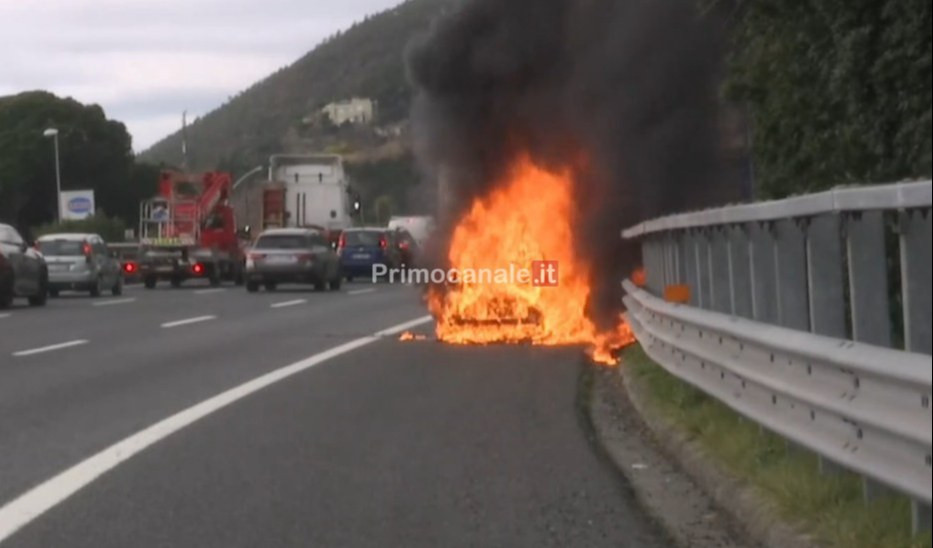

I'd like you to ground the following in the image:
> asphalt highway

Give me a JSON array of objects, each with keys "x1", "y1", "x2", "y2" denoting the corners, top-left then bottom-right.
[{"x1": 0, "y1": 281, "x2": 669, "y2": 547}]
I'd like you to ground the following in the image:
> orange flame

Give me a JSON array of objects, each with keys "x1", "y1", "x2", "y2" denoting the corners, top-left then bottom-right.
[{"x1": 428, "y1": 154, "x2": 634, "y2": 365}]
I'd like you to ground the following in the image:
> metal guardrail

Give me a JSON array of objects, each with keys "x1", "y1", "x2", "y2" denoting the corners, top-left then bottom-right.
[{"x1": 621, "y1": 180, "x2": 932, "y2": 535}]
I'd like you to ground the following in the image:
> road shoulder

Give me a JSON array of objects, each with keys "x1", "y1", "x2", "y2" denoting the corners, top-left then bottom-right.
[{"x1": 585, "y1": 360, "x2": 815, "y2": 548}]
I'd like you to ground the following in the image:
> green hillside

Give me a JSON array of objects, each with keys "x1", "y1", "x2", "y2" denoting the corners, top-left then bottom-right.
[{"x1": 140, "y1": 0, "x2": 451, "y2": 175}]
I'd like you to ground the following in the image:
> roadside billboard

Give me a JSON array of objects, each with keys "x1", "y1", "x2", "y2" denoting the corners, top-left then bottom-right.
[{"x1": 60, "y1": 190, "x2": 95, "y2": 220}]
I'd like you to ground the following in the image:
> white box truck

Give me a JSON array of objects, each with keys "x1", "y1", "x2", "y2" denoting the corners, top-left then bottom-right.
[{"x1": 266, "y1": 154, "x2": 352, "y2": 232}]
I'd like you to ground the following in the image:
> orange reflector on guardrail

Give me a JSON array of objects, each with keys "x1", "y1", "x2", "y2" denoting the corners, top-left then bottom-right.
[
  {"x1": 664, "y1": 284, "x2": 690, "y2": 304},
  {"x1": 631, "y1": 268, "x2": 647, "y2": 287}
]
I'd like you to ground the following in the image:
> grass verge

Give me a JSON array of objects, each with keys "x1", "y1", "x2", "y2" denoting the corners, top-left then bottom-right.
[{"x1": 623, "y1": 344, "x2": 931, "y2": 548}]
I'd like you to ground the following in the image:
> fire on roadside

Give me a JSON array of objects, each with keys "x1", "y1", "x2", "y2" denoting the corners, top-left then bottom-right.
[{"x1": 426, "y1": 154, "x2": 634, "y2": 365}]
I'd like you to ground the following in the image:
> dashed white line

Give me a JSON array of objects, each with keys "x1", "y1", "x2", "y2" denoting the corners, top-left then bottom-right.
[
  {"x1": 193, "y1": 288, "x2": 226, "y2": 295},
  {"x1": 92, "y1": 298, "x2": 137, "y2": 307},
  {"x1": 0, "y1": 314, "x2": 433, "y2": 542},
  {"x1": 161, "y1": 315, "x2": 217, "y2": 329},
  {"x1": 0, "y1": 313, "x2": 10, "y2": 320},
  {"x1": 270, "y1": 299, "x2": 307, "y2": 309},
  {"x1": 347, "y1": 288, "x2": 376, "y2": 296},
  {"x1": 13, "y1": 339, "x2": 89, "y2": 357}
]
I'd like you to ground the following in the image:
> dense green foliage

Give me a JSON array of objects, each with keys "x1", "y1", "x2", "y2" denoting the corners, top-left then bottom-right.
[
  {"x1": 0, "y1": 91, "x2": 159, "y2": 234},
  {"x1": 33, "y1": 212, "x2": 129, "y2": 243},
  {"x1": 725, "y1": 0, "x2": 932, "y2": 197},
  {"x1": 141, "y1": 0, "x2": 450, "y2": 173}
]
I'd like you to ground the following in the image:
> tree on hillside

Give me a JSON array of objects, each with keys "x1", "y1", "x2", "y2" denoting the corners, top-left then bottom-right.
[
  {"x1": 725, "y1": 0, "x2": 932, "y2": 197},
  {"x1": 0, "y1": 91, "x2": 157, "y2": 232}
]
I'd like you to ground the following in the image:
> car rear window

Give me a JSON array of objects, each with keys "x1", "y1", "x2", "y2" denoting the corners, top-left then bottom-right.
[
  {"x1": 38, "y1": 240, "x2": 85, "y2": 256},
  {"x1": 254, "y1": 234, "x2": 313, "y2": 249},
  {"x1": 343, "y1": 231, "x2": 382, "y2": 247}
]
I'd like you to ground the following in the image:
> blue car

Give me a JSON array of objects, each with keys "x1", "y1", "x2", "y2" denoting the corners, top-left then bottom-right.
[{"x1": 338, "y1": 228, "x2": 402, "y2": 281}]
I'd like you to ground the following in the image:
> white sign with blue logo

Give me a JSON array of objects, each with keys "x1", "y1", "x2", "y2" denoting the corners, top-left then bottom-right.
[{"x1": 60, "y1": 190, "x2": 96, "y2": 220}]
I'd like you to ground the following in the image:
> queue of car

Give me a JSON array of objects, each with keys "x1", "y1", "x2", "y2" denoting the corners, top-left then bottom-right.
[{"x1": 1, "y1": 221, "x2": 424, "y2": 308}]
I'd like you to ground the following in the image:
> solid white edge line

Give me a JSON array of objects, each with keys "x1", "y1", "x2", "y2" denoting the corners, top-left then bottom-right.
[
  {"x1": 270, "y1": 299, "x2": 307, "y2": 309},
  {"x1": 347, "y1": 288, "x2": 376, "y2": 296},
  {"x1": 0, "y1": 313, "x2": 10, "y2": 319},
  {"x1": 92, "y1": 298, "x2": 137, "y2": 307},
  {"x1": 160, "y1": 315, "x2": 217, "y2": 329},
  {"x1": 0, "y1": 314, "x2": 432, "y2": 542},
  {"x1": 12, "y1": 340, "x2": 89, "y2": 357}
]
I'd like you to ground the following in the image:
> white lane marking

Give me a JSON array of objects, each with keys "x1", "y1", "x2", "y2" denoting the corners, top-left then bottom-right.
[
  {"x1": 0, "y1": 314, "x2": 432, "y2": 542},
  {"x1": 347, "y1": 288, "x2": 376, "y2": 296},
  {"x1": 193, "y1": 288, "x2": 226, "y2": 295},
  {"x1": 0, "y1": 313, "x2": 10, "y2": 320},
  {"x1": 13, "y1": 339, "x2": 89, "y2": 357},
  {"x1": 92, "y1": 298, "x2": 136, "y2": 307},
  {"x1": 160, "y1": 315, "x2": 217, "y2": 329},
  {"x1": 270, "y1": 299, "x2": 306, "y2": 309}
]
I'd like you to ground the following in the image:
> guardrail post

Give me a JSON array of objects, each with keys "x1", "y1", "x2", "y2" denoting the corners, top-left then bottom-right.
[
  {"x1": 676, "y1": 232, "x2": 688, "y2": 286},
  {"x1": 774, "y1": 219, "x2": 810, "y2": 331},
  {"x1": 709, "y1": 227, "x2": 731, "y2": 313},
  {"x1": 914, "y1": 501, "x2": 932, "y2": 536},
  {"x1": 684, "y1": 231, "x2": 700, "y2": 306},
  {"x1": 749, "y1": 222, "x2": 778, "y2": 323},
  {"x1": 900, "y1": 210, "x2": 932, "y2": 355},
  {"x1": 807, "y1": 214, "x2": 846, "y2": 338},
  {"x1": 645, "y1": 237, "x2": 662, "y2": 295},
  {"x1": 806, "y1": 213, "x2": 848, "y2": 475},
  {"x1": 728, "y1": 225, "x2": 753, "y2": 318},
  {"x1": 847, "y1": 211, "x2": 892, "y2": 348},
  {"x1": 695, "y1": 230, "x2": 711, "y2": 309}
]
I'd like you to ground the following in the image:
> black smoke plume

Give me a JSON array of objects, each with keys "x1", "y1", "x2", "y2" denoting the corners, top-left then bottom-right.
[{"x1": 407, "y1": 0, "x2": 737, "y2": 327}]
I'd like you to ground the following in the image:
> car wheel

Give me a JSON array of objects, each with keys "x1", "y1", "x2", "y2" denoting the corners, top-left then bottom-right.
[
  {"x1": 144, "y1": 276, "x2": 157, "y2": 289},
  {"x1": 246, "y1": 281, "x2": 260, "y2": 293},
  {"x1": 112, "y1": 276, "x2": 123, "y2": 296},
  {"x1": 329, "y1": 277, "x2": 342, "y2": 291},
  {"x1": 209, "y1": 273, "x2": 221, "y2": 287},
  {"x1": 0, "y1": 271, "x2": 14, "y2": 309},
  {"x1": 170, "y1": 277, "x2": 183, "y2": 288},
  {"x1": 313, "y1": 279, "x2": 326, "y2": 292},
  {"x1": 49, "y1": 288, "x2": 60, "y2": 298},
  {"x1": 28, "y1": 270, "x2": 48, "y2": 307},
  {"x1": 234, "y1": 264, "x2": 245, "y2": 286},
  {"x1": 264, "y1": 282, "x2": 278, "y2": 292},
  {"x1": 89, "y1": 276, "x2": 102, "y2": 297},
  {"x1": 345, "y1": 275, "x2": 354, "y2": 282}
]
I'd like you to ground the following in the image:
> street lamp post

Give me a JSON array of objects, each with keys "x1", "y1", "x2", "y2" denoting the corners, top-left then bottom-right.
[
  {"x1": 232, "y1": 165, "x2": 265, "y2": 233},
  {"x1": 42, "y1": 128, "x2": 62, "y2": 222}
]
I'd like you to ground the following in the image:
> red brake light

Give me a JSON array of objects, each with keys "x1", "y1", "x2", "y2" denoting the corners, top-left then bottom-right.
[
  {"x1": 82, "y1": 243, "x2": 92, "y2": 255},
  {"x1": 379, "y1": 236, "x2": 387, "y2": 249},
  {"x1": 192, "y1": 263, "x2": 204, "y2": 275},
  {"x1": 338, "y1": 234, "x2": 346, "y2": 249},
  {"x1": 124, "y1": 262, "x2": 137, "y2": 273}
]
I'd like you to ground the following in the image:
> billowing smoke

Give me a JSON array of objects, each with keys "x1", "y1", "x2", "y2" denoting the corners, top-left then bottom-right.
[{"x1": 407, "y1": 0, "x2": 734, "y2": 327}]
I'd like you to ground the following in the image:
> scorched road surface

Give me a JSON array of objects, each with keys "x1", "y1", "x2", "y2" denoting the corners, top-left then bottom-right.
[{"x1": 1, "y1": 283, "x2": 668, "y2": 547}]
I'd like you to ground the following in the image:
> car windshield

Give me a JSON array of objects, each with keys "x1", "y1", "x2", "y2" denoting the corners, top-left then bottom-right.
[
  {"x1": 38, "y1": 240, "x2": 85, "y2": 256},
  {"x1": 253, "y1": 234, "x2": 313, "y2": 249},
  {"x1": 343, "y1": 231, "x2": 382, "y2": 247}
]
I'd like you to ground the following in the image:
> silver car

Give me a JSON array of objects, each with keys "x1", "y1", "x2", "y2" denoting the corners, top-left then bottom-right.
[
  {"x1": 38, "y1": 233, "x2": 123, "y2": 297},
  {"x1": 245, "y1": 228, "x2": 341, "y2": 292}
]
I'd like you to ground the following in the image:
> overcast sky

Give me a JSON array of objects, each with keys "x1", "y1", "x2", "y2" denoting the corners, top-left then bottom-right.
[{"x1": 0, "y1": 0, "x2": 402, "y2": 152}]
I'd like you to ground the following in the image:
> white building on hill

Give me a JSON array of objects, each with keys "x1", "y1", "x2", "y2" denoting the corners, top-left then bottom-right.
[{"x1": 321, "y1": 98, "x2": 375, "y2": 126}]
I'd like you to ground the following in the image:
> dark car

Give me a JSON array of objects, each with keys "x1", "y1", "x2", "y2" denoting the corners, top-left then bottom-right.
[
  {"x1": 244, "y1": 228, "x2": 341, "y2": 292},
  {"x1": 337, "y1": 228, "x2": 403, "y2": 281},
  {"x1": 392, "y1": 228, "x2": 420, "y2": 268},
  {"x1": 0, "y1": 223, "x2": 48, "y2": 308}
]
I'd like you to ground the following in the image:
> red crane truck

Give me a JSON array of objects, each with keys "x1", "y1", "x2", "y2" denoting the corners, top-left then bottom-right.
[{"x1": 137, "y1": 170, "x2": 245, "y2": 288}]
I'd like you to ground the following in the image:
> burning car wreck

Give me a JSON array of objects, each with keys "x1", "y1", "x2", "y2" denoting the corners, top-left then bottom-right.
[{"x1": 405, "y1": 0, "x2": 738, "y2": 364}]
